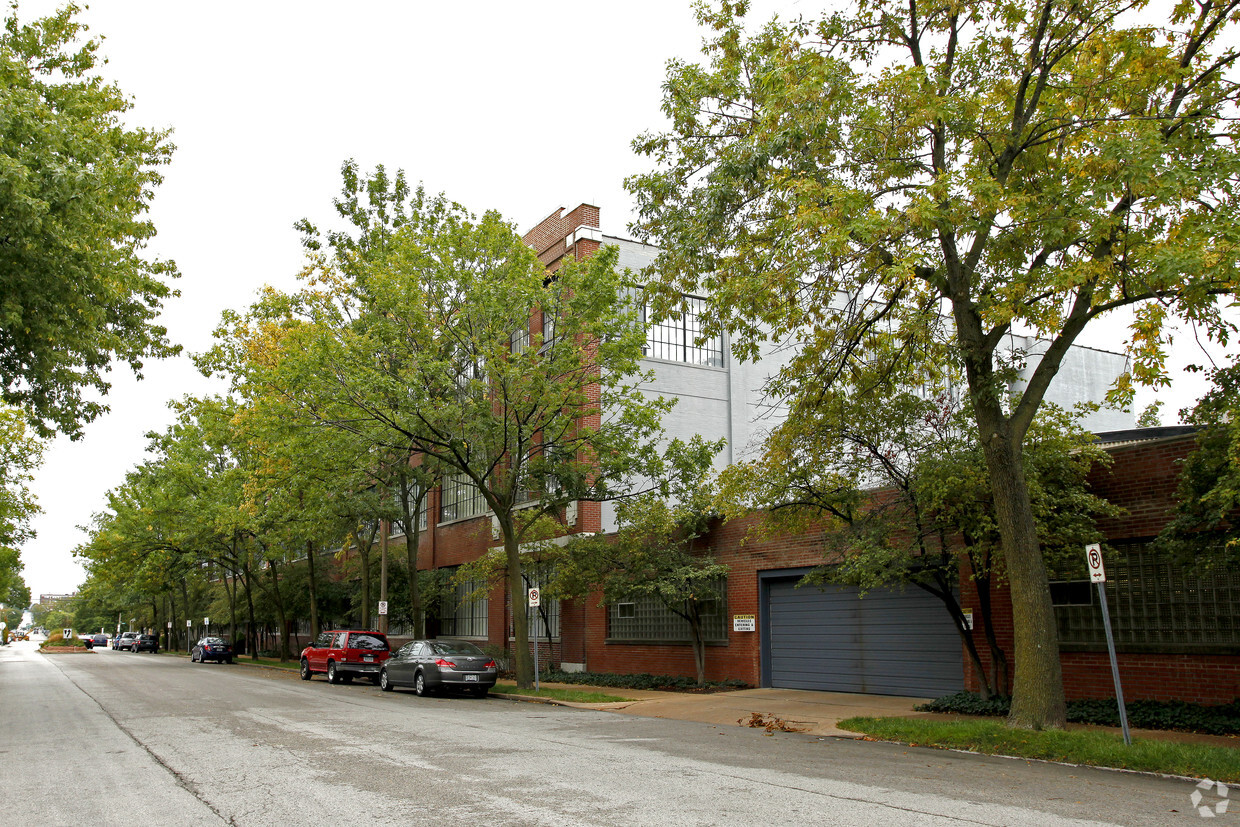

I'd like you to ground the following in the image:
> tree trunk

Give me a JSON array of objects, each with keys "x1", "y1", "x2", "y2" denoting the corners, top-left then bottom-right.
[
  {"x1": 266, "y1": 558, "x2": 291, "y2": 661},
  {"x1": 356, "y1": 529, "x2": 372, "y2": 630},
  {"x1": 306, "y1": 540, "x2": 320, "y2": 638},
  {"x1": 973, "y1": 565, "x2": 1010, "y2": 697},
  {"x1": 686, "y1": 605, "x2": 706, "y2": 687},
  {"x1": 505, "y1": 527, "x2": 532, "y2": 688},
  {"x1": 979, "y1": 426, "x2": 1066, "y2": 729},
  {"x1": 241, "y1": 558, "x2": 258, "y2": 661}
]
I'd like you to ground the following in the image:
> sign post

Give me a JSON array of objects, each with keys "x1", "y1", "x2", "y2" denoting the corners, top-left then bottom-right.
[
  {"x1": 1087, "y1": 543, "x2": 1131, "y2": 745},
  {"x1": 528, "y1": 587, "x2": 541, "y2": 691}
]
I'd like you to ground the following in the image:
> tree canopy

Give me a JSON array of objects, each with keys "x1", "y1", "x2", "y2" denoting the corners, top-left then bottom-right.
[
  {"x1": 629, "y1": 0, "x2": 1240, "y2": 728},
  {"x1": 210, "y1": 175, "x2": 671, "y2": 686},
  {"x1": 1, "y1": 4, "x2": 179, "y2": 437}
]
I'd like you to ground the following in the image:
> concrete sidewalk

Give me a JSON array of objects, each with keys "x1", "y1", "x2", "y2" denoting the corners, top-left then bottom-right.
[
  {"x1": 494, "y1": 683, "x2": 1240, "y2": 748},
  {"x1": 492, "y1": 683, "x2": 936, "y2": 737}
]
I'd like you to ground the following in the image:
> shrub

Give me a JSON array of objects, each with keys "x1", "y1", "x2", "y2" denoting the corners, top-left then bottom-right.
[{"x1": 916, "y1": 692, "x2": 1240, "y2": 735}]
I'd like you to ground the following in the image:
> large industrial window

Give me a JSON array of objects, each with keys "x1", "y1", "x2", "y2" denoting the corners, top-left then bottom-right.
[
  {"x1": 439, "y1": 473, "x2": 487, "y2": 523},
  {"x1": 388, "y1": 485, "x2": 429, "y2": 537},
  {"x1": 1055, "y1": 541, "x2": 1240, "y2": 651},
  {"x1": 518, "y1": 571, "x2": 559, "y2": 639},
  {"x1": 440, "y1": 569, "x2": 488, "y2": 638},
  {"x1": 643, "y1": 295, "x2": 724, "y2": 367},
  {"x1": 606, "y1": 581, "x2": 727, "y2": 643}
]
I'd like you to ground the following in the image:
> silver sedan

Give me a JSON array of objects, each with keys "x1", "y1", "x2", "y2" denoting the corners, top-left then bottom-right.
[{"x1": 379, "y1": 639, "x2": 498, "y2": 697}]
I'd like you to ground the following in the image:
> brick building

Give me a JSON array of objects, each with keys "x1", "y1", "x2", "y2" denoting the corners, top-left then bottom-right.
[{"x1": 390, "y1": 204, "x2": 1227, "y2": 703}]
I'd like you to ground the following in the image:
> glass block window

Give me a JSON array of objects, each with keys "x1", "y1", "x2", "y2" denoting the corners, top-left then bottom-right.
[
  {"x1": 441, "y1": 569, "x2": 488, "y2": 638},
  {"x1": 606, "y1": 581, "x2": 727, "y2": 643},
  {"x1": 439, "y1": 472, "x2": 487, "y2": 522},
  {"x1": 1055, "y1": 541, "x2": 1240, "y2": 650},
  {"x1": 643, "y1": 295, "x2": 724, "y2": 367}
]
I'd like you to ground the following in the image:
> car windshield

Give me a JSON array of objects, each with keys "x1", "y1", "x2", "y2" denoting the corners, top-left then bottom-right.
[
  {"x1": 350, "y1": 634, "x2": 388, "y2": 651},
  {"x1": 201, "y1": 638, "x2": 226, "y2": 646},
  {"x1": 431, "y1": 641, "x2": 485, "y2": 656}
]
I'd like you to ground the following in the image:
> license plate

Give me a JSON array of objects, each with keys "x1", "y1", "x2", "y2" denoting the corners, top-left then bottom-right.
[
  {"x1": 363, "y1": 655, "x2": 373, "y2": 662},
  {"x1": 465, "y1": 674, "x2": 478, "y2": 682}
]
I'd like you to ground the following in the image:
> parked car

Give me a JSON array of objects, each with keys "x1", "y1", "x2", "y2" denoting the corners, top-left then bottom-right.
[
  {"x1": 90, "y1": 633, "x2": 108, "y2": 648},
  {"x1": 379, "y1": 639, "x2": 497, "y2": 697},
  {"x1": 191, "y1": 637, "x2": 233, "y2": 664},
  {"x1": 299, "y1": 630, "x2": 389, "y2": 684},
  {"x1": 113, "y1": 632, "x2": 138, "y2": 650},
  {"x1": 131, "y1": 634, "x2": 159, "y2": 653}
]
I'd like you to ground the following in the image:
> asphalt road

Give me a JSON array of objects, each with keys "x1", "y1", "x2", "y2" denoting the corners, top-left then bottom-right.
[{"x1": 0, "y1": 641, "x2": 1216, "y2": 826}]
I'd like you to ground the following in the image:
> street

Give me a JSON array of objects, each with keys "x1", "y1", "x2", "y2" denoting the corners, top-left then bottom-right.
[{"x1": 0, "y1": 641, "x2": 1214, "y2": 826}]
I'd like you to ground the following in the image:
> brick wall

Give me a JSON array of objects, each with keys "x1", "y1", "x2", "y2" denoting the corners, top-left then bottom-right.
[{"x1": 961, "y1": 431, "x2": 1240, "y2": 703}]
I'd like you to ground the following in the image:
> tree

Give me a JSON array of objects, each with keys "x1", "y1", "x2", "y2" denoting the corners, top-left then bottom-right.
[
  {"x1": 1159, "y1": 358, "x2": 1240, "y2": 562},
  {"x1": 211, "y1": 179, "x2": 671, "y2": 687},
  {"x1": 628, "y1": 0, "x2": 1240, "y2": 728},
  {"x1": 556, "y1": 437, "x2": 728, "y2": 686},
  {"x1": 1, "y1": 5, "x2": 180, "y2": 437}
]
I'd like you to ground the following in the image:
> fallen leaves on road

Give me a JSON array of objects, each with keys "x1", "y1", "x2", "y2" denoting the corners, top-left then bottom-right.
[{"x1": 740, "y1": 712, "x2": 806, "y2": 733}]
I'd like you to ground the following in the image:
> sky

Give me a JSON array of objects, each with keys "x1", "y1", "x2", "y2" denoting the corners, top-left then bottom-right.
[{"x1": 16, "y1": 0, "x2": 1232, "y2": 600}]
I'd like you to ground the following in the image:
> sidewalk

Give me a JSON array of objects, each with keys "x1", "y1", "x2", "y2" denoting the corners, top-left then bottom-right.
[
  {"x1": 492, "y1": 682, "x2": 1240, "y2": 747},
  {"x1": 492, "y1": 682, "x2": 937, "y2": 737}
]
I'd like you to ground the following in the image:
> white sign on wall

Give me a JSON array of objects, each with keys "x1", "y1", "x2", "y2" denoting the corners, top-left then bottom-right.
[{"x1": 732, "y1": 614, "x2": 756, "y2": 632}]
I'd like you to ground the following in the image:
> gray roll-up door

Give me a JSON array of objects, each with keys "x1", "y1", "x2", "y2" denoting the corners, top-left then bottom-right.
[{"x1": 765, "y1": 578, "x2": 963, "y2": 697}]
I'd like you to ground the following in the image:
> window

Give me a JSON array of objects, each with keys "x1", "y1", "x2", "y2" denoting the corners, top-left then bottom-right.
[
  {"x1": 1050, "y1": 580, "x2": 1093, "y2": 607},
  {"x1": 643, "y1": 295, "x2": 724, "y2": 367},
  {"x1": 439, "y1": 472, "x2": 487, "y2": 522},
  {"x1": 441, "y1": 569, "x2": 488, "y2": 638},
  {"x1": 1056, "y1": 541, "x2": 1240, "y2": 651},
  {"x1": 511, "y1": 326, "x2": 530, "y2": 354},
  {"x1": 520, "y1": 572, "x2": 559, "y2": 639},
  {"x1": 607, "y1": 581, "x2": 728, "y2": 643},
  {"x1": 389, "y1": 486, "x2": 429, "y2": 536}
]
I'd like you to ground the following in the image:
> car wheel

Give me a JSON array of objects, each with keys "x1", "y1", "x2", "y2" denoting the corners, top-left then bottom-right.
[
  {"x1": 379, "y1": 668, "x2": 392, "y2": 692},
  {"x1": 414, "y1": 671, "x2": 428, "y2": 697},
  {"x1": 191, "y1": 651, "x2": 198, "y2": 662},
  {"x1": 327, "y1": 661, "x2": 338, "y2": 684},
  {"x1": 300, "y1": 659, "x2": 311, "y2": 681}
]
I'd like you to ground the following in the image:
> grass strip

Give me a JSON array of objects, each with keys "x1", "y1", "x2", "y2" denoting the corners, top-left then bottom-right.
[
  {"x1": 492, "y1": 682, "x2": 634, "y2": 704},
  {"x1": 838, "y1": 716, "x2": 1240, "y2": 783}
]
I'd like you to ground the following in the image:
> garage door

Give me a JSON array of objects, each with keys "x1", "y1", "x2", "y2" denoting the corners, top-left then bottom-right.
[{"x1": 764, "y1": 578, "x2": 963, "y2": 697}]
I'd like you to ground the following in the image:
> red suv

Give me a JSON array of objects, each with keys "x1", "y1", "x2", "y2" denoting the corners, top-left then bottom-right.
[{"x1": 300, "y1": 630, "x2": 390, "y2": 685}]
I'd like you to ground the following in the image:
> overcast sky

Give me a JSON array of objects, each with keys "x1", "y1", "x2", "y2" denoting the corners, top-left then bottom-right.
[{"x1": 17, "y1": 1, "x2": 1229, "y2": 599}]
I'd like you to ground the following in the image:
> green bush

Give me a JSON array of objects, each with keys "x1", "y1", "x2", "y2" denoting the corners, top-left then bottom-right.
[{"x1": 916, "y1": 691, "x2": 1240, "y2": 735}]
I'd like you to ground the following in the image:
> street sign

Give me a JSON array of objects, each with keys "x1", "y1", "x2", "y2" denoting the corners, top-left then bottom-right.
[
  {"x1": 1086, "y1": 542, "x2": 1106, "y2": 582},
  {"x1": 204, "y1": 617, "x2": 210, "y2": 626},
  {"x1": 378, "y1": 601, "x2": 388, "y2": 615},
  {"x1": 187, "y1": 619, "x2": 192, "y2": 627},
  {"x1": 63, "y1": 628, "x2": 72, "y2": 639},
  {"x1": 528, "y1": 588, "x2": 540, "y2": 607},
  {"x1": 166, "y1": 621, "x2": 172, "y2": 629}
]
